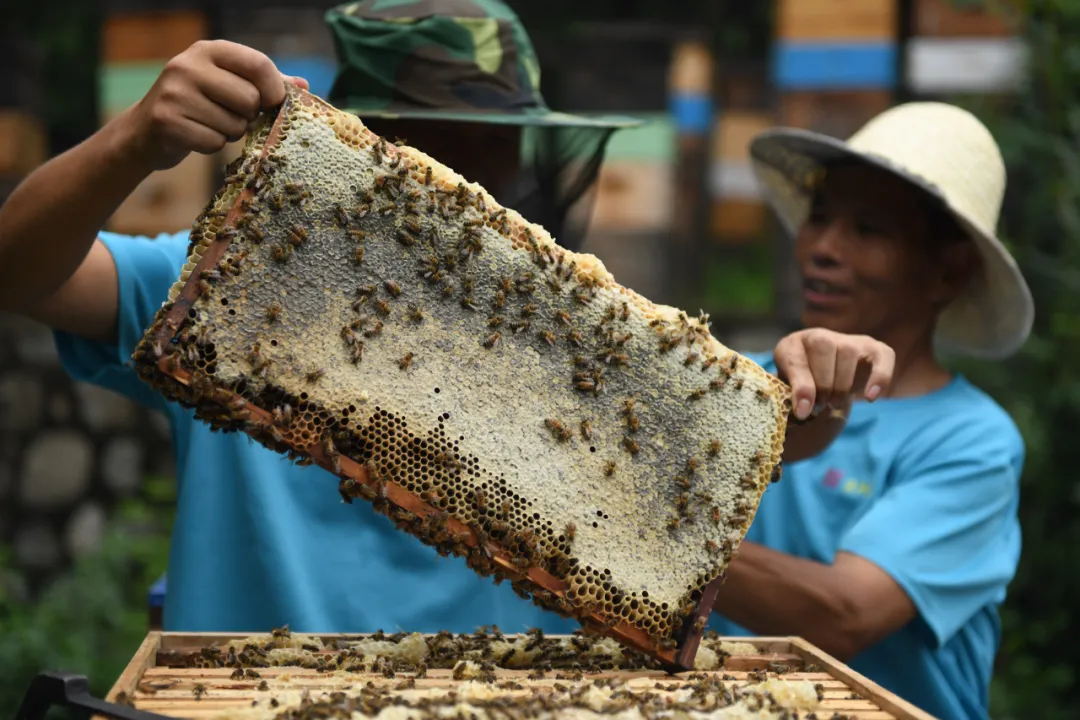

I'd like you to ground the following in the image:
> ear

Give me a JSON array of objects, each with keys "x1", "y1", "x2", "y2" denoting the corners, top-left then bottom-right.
[{"x1": 930, "y1": 239, "x2": 979, "y2": 307}]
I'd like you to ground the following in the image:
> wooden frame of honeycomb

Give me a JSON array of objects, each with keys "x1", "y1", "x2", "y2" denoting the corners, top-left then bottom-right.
[{"x1": 131, "y1": 86, "x2": 791, "y2": 672}]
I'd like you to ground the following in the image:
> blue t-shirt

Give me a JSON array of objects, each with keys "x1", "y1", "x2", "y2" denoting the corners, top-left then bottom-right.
[
  {"x1": 708, "y1": 352, "x2": 1023, "y2": 720},
  {"x1": 55, "y1": 230, "x2": 579, "y2": 636}
]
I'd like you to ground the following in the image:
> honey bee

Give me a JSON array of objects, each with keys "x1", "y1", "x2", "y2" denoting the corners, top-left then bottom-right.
[
  {"x1": 709, "y1": 377, "x2": 725, "y2": 391},
  {"x1": 230, "y1": 667, "x2": 245, "y2": 680},
  {"x1": 404, "y1": 216, "x2": 423, "y2": 235},
  {"x1": 374, "y1": 299, "x2": 391, "y2": 316},
  {"x1": 487, "y1": 315, "x2": 504, "y2": 328},
  {"x1": 353, "y1": 247, "x2": 365, "y2": 264},
  {"x1": 408, "y1": 305, "x2": 424, "y2": 322},
  {"x1": 265, "y1": 302, "x2": 282, "y2": 323},
  {"x1": 521, "y1": 304, "x2": 537, "y2": 318},
  {"x1": 675, "y1": 475, "x2": 691, "y2": 490},
  {"x1": 740, "y1": 475, "x2": 758, "y2": 490},
  {"x1": 272, "y1": 405, "x2": 293, "y2": 428},
  {"x1": 363, "y1": 321, "x2": 384, "y2": 338},
  {"x1": 398, "y1": 352, "x2": 414, "y2": 370},
  {"x1": 257, "y1": 680, "x2": 269, "y2": 691},
  {"x1": 689, "y1": 388, "x2": 707, "y2": 401},
  {"x1": 705, "y1": 540, "x2": 720, "y2": 555},
  {"x1": 483, "y1": 332, "x2": 501, "y2": 349},
  {"x1": 288, "y1": 226, "x2": 307, "y2": 246},
  {"x1": 192, "y1": 683, "x2": 207, "y2": 700},
  {"x1": 750, "y1": 450, "x2": 765, "y2": 466},
  {"x1": 499, "y1": 276, "x2": 513, "y2": 293},
  {"x1": 565, "y1": 522, "x2": 577, "y2": 541},
  {"x1": 424, "y1": 166, "x2": 433, "y2": 185},
  {"x1": 397, "y1": 230, "x2": 416, "y2": 247},
  {"x1": 710, "y1": 506, "x2": 721, "y2": 525},
  {"x1": 245, "y1": 669, "x2": 261, "y2": 680},
  {"x1": 197, "y1": 279, "x2": 211, "y2": 295},
  {"x1": 684, "y1": 352, "x2": 699, "y2": 367},
  {"x1": 626, "y1": 415, "x2": 640, "y2": 433},
  {"x1": 460, "y1": 296, "x2": 476, "y2": 311},
  {"x1": 771, "y1": 464, "x2": 783, "y2": 483},
  {"x1": 692, "y1": 616, "x2": 707, "y2": 634},
  {"x1": 755, "y1": 388, "x2": 769, "y2": 402},
  {"x1": 383, "y1": 280, "x2": 402, "y2": 297},
  {"x1": 441, "y1": 282, "x2": 455, "y2": 298},
  {"x1": 539, "y1": 330, "x2": 555, "y2": 346},
  {"x1": 574, "y1": 379, "x2": 595, "y2": 393},
  {"x1": 580, "y1": 420, "x2": 593, "y2": 441},
  {"x1": 306, "y1": 369, "x2": 325, "y2": 384},
  {"x1": 687, "y1": 457, "x2": 699, "y2": 474},
  {"x1": 622, "y1": 437, "x2": 639, "y2": 455},
  {"x1": 270, "y1": 243, "x2": 292, "y2": 262},
  {"x1": 603, "y1": 460, "x2": 616, "y2": 476},
  {"x1": 666, "y1": 516, "x2": 681, "y2": 531},
  {"x1": 566, "y1": 331, "x2": 583, "y2": 347}
]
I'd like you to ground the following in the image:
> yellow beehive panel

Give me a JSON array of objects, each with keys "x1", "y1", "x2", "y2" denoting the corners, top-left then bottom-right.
[{"x1": 777, "y1": 0, "x2": 898, "y2": 41}]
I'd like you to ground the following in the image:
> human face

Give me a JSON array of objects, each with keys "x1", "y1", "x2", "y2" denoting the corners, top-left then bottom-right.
[
  {"x1": 361, "y1": 118, "x2": 522, "y2": 202},
  {"x1": 795, "y1": 163, "x2": 969, "y2": 343}
]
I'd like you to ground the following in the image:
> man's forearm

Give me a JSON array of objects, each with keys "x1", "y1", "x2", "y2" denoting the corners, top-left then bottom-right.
[
  {"x1": 0, "y1": 106, "x2": 153, "y2": 311},
  {"x1": 713, "y1": 542, "x2": 864, "y2": 660}
]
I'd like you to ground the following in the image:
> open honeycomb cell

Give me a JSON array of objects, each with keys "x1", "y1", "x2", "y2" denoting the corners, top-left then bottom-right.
[{"x1": 131, "y1": 86, "x2": 791, "y2": 667}]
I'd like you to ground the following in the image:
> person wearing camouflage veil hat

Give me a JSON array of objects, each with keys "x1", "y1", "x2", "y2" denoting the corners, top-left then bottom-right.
[
  {"x1": 0, "y1": 0, "x2": 895, "y2": 636},
  {"x1": 323, "y1": 0, "x2": 644, "y2": 251}
]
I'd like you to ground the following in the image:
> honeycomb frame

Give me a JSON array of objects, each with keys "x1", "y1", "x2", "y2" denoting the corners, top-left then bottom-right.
[{"x1": 130, "y1": 86, "x2": 792, "y2": 672}]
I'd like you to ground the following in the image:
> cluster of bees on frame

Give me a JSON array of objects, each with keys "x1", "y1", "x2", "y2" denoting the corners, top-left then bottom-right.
[
  {"x1": 134, "y1": 116, "x2": 785, "y2": 651},
  {"x1": 141, "y1": 626, "x2": 837, "y2": 720}
]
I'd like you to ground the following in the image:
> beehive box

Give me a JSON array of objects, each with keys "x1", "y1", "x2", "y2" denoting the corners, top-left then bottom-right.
[
  {"x1": 104, "y1": 630, "x2": 939, "y2": 719},
  {"x1": 129, "y1": 85, "x2": 792, "y2": 668}
]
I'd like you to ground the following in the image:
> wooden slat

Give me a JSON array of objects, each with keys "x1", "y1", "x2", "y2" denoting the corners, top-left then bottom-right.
[
  {"x1": 589, "y1": 161, "x2": 674, "y2": 232},
  {"x1": 788, "y1": 636, "x2": 935, "y2": 720},
  {"x1": 102, "y1": 11, "x2": 207, "y2": 63},
  {"x1": 98, "y1": 631, "x2": 162, "y2": 720},
  {"x1": 778, "y1": 0, "x2": 898, "y2": 41},
  {"x1": 0, "y1": 111, "x2": 47, "y2": 177},
  {"x1": 711, "y1": 200, "x2": 768, "y2": 241},
  {"x1": 912, "y1": 0, "x2": 1021, "y2": 37}
]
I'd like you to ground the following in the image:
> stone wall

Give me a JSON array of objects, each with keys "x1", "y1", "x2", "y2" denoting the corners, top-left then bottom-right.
[{"x1": 0, "y1": 312, "x2": 174, "y2": 596}]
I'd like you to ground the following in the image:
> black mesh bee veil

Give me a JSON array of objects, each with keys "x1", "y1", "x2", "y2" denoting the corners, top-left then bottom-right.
[{"x1": 505, "y1": 125, "x2": 617, "y2": 253}]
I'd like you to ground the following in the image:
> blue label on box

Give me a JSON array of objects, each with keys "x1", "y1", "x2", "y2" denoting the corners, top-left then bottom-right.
[
  {"x1": 773, "y1": 42, "x2": 897, "y2": 90},
  {"x1": 668, "y1": 93, "x2": 714, "y2": 135}
]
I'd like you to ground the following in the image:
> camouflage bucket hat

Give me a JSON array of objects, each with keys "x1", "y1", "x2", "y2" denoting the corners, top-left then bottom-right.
[{"x1": 324, "y1": 0, "x2": 642, "y2": 128}]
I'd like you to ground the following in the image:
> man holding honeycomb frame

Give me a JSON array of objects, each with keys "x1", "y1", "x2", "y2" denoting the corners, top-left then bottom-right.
[{"x1": 0, "y1": 0, "x2": 890, "y2": 656}]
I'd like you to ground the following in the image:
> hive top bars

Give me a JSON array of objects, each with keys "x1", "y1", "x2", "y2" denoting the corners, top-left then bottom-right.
[{"x1": 131, "y1": 85, "x2": 792, "y2": 671}]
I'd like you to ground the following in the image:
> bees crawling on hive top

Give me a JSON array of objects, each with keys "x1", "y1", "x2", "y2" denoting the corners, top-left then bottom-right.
[{"x1": 131, "y1": 85, "x2": 791, "y2": 659}]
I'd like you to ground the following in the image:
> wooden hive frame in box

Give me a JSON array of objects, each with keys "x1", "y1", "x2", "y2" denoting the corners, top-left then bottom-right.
[
  {"x1": 95, "y1": 631, "x2": 940, "y2": 720},
  {"x1": 130, "y1": 86, "x2": 792, "y2": 671}
]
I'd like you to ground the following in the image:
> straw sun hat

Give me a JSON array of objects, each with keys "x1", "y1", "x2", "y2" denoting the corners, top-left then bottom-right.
[{"x1": 749, "y1": 102, "x2": 1034, "y2": 360}]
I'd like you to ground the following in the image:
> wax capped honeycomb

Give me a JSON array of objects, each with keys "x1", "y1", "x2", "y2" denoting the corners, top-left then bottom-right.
[{"x1": 131, "y1": 85, "x2": 791, "y2": 661}]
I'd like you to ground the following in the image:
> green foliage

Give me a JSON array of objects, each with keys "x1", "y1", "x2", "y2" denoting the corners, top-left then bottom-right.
[
  {"x1": 0, "y1": 495, "x2": 173, "y2": 716},
  {"x1": 943, "y1": 2, "x2": 1080, "y2": 718}
]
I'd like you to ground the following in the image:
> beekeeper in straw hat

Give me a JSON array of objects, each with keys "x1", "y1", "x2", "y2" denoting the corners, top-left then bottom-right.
[
  {"x1": 707, "y1": 102, "x2": 1033, "y2": 720},
  {"x1": 0, "y1": 0, "x2": 892, "y2": 644}
]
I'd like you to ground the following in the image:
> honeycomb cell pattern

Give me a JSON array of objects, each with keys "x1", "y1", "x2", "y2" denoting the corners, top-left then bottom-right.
[{"x1": 132, "y1": 86, "x2": 792, "y2": 651}]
